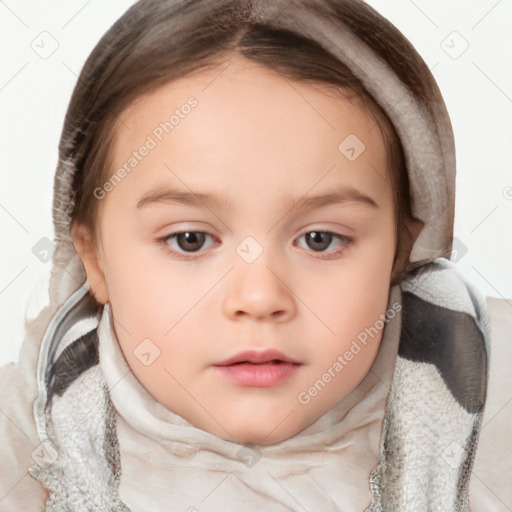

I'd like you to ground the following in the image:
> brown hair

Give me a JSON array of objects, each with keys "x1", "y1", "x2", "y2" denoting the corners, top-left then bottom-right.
[{"x1": 65, "y1": 0, "x2": 429, "y2": 284}]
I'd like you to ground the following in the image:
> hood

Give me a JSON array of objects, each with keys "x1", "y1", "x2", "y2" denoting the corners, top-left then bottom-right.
[{"x1": 28, "y1": 0, "x2": 456, "y2": 448}]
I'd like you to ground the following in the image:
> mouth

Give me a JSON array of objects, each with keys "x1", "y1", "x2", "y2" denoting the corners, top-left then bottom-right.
[
  {"x1": 213, "y1": 349, "x2": 301, "y2": 366},
  {"x1": 212, "y1": 349, "x2": 302, "y2": 387}
]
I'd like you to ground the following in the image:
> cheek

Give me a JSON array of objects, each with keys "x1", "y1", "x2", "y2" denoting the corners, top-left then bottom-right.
[
  {"x1": 306, "y1": 232, "x2": 394, "y2": 376},
  {"x1": 315, "y1": 237, "x2": 394, "y2": 332},
  {"x1": 99, "y1": 224, "x2": 170, "y2": 329},
  {"x1": 101, "y1": 234, "x2": 215, "y2": 361},
  {"x1": 314, "y1": 276, "x2": 387, "y2": 371}
]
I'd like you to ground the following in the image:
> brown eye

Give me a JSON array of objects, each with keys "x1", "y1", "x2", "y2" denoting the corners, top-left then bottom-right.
[
  {"x1": 304, "y1": 231, "x2": 332, "y2": 251},
  {"x1": 166, "y1": 232, "x2": 210, "y2": 252},
  {"x1": 295, "y1": 230, "x2": 351, "y2": 257}
]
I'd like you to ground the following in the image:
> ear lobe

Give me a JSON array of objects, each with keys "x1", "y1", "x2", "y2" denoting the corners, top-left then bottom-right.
[{"x1": 70, "y1": 222, "x2": 109, "y2": 304}]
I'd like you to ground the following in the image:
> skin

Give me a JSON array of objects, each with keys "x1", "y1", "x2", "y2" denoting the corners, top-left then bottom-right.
[{"x1": 72, "y1": 55, "x2": 400, "y2": 444}]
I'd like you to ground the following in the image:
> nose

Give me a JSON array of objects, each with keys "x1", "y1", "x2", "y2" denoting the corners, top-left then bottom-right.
[{"x1": 222, "y1": 253, "x2": 297, "y2": 323}]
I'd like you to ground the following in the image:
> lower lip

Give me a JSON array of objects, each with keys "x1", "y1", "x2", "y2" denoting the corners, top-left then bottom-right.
[{"x1": 213, "y1": 362, "x2": 300, "y2": 387}]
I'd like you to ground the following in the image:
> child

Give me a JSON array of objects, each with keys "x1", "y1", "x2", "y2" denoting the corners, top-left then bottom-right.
[{"x1": 0, "y1": 0, "x2": 508, "y2": 510}]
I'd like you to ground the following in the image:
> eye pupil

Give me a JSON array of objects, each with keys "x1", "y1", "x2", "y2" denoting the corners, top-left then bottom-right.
[
  {"x1": 306, "y1": 231, "x2": 332, "y2": 251},
  {"x1": 177, "y1": 232, "x2": 205, "y2": 252}
]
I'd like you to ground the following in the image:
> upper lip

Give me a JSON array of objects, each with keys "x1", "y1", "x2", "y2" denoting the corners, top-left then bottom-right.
[{"x1": 213, "y1": 349, "x2": 301, "y2": 366}]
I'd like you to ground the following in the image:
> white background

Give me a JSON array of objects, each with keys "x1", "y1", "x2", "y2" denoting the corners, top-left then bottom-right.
[{"x1": 1, "y1": 0, "x2": 511, "y2": 366}]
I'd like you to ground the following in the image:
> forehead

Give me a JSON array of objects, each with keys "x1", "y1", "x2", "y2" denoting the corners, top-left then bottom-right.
[{"x1": 106, "y1": 56, "x2": 392, "y2": 213}]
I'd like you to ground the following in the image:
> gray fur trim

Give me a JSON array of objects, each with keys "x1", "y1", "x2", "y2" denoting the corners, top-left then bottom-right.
[
  {"x1": 29, "y1": 365, "x2": 129, "y2": 512},
  {"x1": 365, "y1": 358, "x2": 482, "y2": 511}
]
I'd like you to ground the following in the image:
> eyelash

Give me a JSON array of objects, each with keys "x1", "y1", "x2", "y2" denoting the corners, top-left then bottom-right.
[{"x1": 155, "y1": 230, "x2": 352, "y2": 261}]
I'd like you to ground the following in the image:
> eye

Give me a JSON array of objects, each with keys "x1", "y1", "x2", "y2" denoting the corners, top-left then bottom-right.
[
  {"x1": 295, "y1": 231, "x2": 351, "y2": 257},
  {"x1": 160, "y1": 231, "x2": 216, "y2": 255}
]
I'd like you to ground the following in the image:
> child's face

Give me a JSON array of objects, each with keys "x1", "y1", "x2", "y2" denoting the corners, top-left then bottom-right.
[{"x1": 76, "y1": 56, "x2": 397, "y2": 444}]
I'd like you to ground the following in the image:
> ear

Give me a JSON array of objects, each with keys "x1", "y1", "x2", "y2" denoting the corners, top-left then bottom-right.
[
  {"x1": 391, "y1": 216, "x2": 424, "y2": 284},
  {"x1": 70, "y1": 222, "x2": 109, "y2": 304}
]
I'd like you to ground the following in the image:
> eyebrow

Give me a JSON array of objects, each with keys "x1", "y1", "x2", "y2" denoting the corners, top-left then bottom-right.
[{"x1": 136, "y1": 185, "x2": 379, "y2": 213}]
